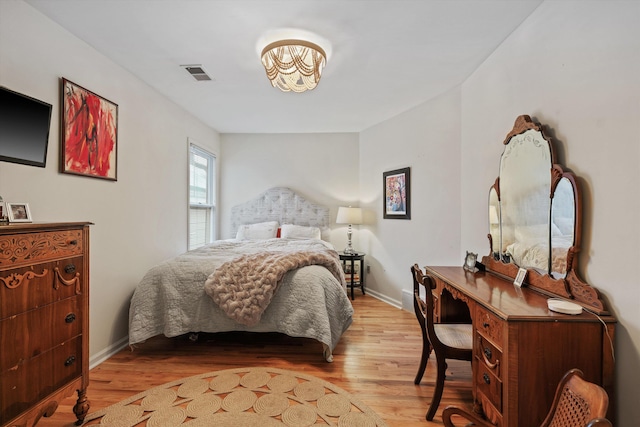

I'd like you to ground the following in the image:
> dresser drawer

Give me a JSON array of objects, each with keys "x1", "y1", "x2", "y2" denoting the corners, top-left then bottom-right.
[
  {"x1": 0, "y1": 256, "x2": 84, "y2": 319},
  {"x1": 0, "y1": 229, "x2": 83, "y2": 269},
  {"x1": 0, "y1": 335, "x2": 83, "y2": 425},
  {"x1": 1, "y1": 297, "x2": 83, "y2": 373},
  {"x1": 475, "y1": 358, "x2": 503, "y2": 412},
  {"x1": 476, "y1": 332, "x2": 502, "y2": 379},
  {"x1": 475, "y1": 305, "x2": 503, "y2": 348}
]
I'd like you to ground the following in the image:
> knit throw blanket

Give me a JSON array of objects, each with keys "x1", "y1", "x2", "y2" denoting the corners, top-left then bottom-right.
[{"x1": 204, "y1": 250, "x2": 345, "y2": 326}]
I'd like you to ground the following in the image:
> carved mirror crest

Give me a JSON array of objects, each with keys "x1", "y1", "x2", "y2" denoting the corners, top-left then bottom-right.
[{"x1": 483, "y1": 115, "x2": 606, "y2": 314}]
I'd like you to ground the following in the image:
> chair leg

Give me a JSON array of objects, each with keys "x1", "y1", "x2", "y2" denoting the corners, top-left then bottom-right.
[
  {"x1": 414, "y1": 339, "x2": 432, "y2": 384},
  {"x1": 426, "y1": 356, "x2": 447, "y2": 421}
]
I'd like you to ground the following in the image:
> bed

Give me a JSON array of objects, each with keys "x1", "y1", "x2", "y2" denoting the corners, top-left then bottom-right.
[
  {"x1": 504, "y1": 224, "x2": 572, "y2": 276},
  {"x1": 128, "y1": 187, "x2": 353, "y2": 362}
]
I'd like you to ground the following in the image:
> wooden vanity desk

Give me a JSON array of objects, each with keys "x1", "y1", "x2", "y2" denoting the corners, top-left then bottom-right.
[
  {"x1": 425, "y1": 265, "x2": 615, "y2": 427},
  {"x1": 422, "y1": 115, "x2": 617, "y2": 426}
]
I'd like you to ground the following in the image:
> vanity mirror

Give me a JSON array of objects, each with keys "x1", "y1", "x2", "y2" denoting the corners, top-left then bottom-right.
[{"x1": 483, "y1": 115, "x2": 607, "y2": 314}]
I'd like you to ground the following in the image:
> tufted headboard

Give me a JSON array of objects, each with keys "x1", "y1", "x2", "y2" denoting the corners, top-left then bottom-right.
[{"x1": 230, "y1": 187, "x2": 331, "y2": 238}]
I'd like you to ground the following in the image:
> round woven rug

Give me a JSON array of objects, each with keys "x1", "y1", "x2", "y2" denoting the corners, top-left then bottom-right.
[{"x1": 81, "y1": 367, "x2": 388, "y2": 426}]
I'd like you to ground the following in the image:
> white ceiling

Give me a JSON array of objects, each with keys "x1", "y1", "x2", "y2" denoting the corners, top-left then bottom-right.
[{"x1": 26, "y1": 0, "x2": 543, "y2": 134}]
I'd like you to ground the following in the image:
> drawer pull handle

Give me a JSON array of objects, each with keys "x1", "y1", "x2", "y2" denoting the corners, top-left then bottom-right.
[
  {"x1": 477, "y1": 336, "x2": 500, "y2": 371},
  {"x1": 69, "y1": 240, "x2": 78, "y2": 246},
  {"x1": 484, "y1": 347, "x2": 492, "y2": 360},
  {"x1": 64, "y1": 356, "x2": 76, "y2": 367},
  {"x1": 64, "y1": 264, "x2": 76, "y2": 274},
  {"x1": 65, "y1": 313, "x2": 76, "y2": 323},
  {"x1": 483, "y1": 322, "x2": 490, "y2": 328},
  {"x1": 483, "y1": 373, "x2": 491, "y2": 385},
  {"x1": 53, "y1": 267, "x2": 80, "y2": 292}
]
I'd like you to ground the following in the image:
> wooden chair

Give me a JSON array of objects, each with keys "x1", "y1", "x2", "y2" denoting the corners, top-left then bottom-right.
[
  {"x1": 411, "y1": 264, "x2": 473, "y2": 421},
  {"x1": 442, "y1": 368, "x2": 612, "y2": 427}
]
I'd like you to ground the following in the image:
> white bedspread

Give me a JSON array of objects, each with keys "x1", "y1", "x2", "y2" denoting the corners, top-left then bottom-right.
[
  {"x1": 506, "y1": 234, "x2": 572, "y2": 274},
  {"x1": 128, "y1": 239, "x2": 354, "y2": 359}
]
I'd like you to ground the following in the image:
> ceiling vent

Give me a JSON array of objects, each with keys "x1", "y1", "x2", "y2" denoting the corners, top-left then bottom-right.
[{"x1": 181, "y1": 65, "x2": 213, "y2": 81}]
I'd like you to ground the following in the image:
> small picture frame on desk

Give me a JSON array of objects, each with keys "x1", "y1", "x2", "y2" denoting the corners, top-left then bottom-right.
[
  {"x1": 463, "y1": 251, "x2": 478, "y2": 272},
  {"x1": 514, "y1": 267, "x2": 528, "y2": 287},
  {"x1": 6, "y1": 202, "x2": 32, "y2": 223}
]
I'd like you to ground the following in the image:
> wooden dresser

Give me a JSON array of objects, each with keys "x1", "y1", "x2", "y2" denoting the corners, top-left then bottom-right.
[
  {"x1": 0, "y1": 222, "x2": 90, "y2": 427},
  {"x1": 425, "y1": 266, "x2": 616, "y2": 427}
]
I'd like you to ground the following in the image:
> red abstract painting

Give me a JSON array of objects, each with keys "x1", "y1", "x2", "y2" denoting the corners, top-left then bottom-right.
[{"x1": 61, "y1": 79, "x2": 117, "y2": 180}]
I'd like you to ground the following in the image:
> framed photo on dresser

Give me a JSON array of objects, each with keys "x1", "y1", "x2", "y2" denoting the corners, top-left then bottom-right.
[{"x1": 6, "y1": 202, "x2": 32, "y2": 222}]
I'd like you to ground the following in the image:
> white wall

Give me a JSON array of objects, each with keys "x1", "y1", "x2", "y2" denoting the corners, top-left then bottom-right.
[
  {"x1": 3, "y1": 0, "x2": 638, "y2": 423},
  {"x1": 219, "y1": 133, "x2": 359, "y2": 249},
  {"x1": 0, "y1": 0, "x2": 221, "y2": 360},
  {"x1": 359, "y1": 88, "x2": 462, "y2": 305},
  {"x1": 460, "y1": 1, "x2": 640, "y2": 424}
]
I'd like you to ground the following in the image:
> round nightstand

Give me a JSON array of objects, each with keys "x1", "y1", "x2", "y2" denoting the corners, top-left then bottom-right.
[{"x1": 338, "y1": 252, "x2": 366, "y2": 300}]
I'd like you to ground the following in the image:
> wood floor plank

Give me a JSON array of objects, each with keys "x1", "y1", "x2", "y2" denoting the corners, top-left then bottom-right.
[{"x1": 35, "y1": 295, "x2": 473, "y2": 426}]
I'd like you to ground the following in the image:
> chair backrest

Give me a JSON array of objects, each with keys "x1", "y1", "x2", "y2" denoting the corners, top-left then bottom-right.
[
  {"x1": 541, "y1": 369, "x2": 610, "y2": 427},
  {"x1": 411, "y1": 264, "x2": 438, "y2": 345},
  {"x1": 442, "y1": 368, "x2": 611, "y2": 427}
]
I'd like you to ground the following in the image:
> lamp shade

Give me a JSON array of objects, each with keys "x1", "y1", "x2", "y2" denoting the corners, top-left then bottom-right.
[{"x1": 336, "y1": 207, "x2": 363, "y2": 225}]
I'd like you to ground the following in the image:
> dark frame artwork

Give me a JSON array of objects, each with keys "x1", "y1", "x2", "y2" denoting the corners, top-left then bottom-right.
[
  {"x1": 60, "y1": 78, "x2": 118, "y2": 180},
  {"x1": 383, "y1": 167, "x2": 411, "y2": 219}
]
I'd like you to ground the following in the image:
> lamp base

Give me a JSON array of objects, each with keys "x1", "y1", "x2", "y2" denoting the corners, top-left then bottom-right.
[{"x1": 344, "y1": 224, "x2": 356, "y2": 254}]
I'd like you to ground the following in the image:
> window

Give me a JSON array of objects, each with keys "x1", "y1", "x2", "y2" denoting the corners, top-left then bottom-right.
[{"x1": 189, "y1": 142, "x2": 216, "y2": 250}]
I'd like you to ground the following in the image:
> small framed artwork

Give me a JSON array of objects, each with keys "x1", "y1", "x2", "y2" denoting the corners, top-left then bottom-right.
[
  {"x1": 60, "y1": 78, "x2": 118, "y2": 181},
  {"x1": 463, "y1": 251, "x2": 478, "y2": 272},
  {"x1": 514, "y1": 267, "x2": 528, "y2": 287},
  {"x1": 6, "y1": 203, "x2": 32, "y2": 223},
  {"x1": 0, "y1": 200, "x2": 6, "y2": 221},
  {"x1": 383, "y1": 167, "x2": 410, "y2": 219}
]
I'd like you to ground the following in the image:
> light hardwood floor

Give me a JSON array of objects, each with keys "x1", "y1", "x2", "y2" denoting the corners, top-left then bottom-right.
[{"x1": 37, "y1": 294, "x2": 473, "y2": 426}]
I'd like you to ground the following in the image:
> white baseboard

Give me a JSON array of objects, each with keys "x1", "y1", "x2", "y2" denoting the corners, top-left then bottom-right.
[
  {"x1": 365, "y1": 288, "x2": 402, "y2": 309},
  {"x1": 401, "y1": 289, "x2": 413, "y2": 312},
  {"x1": 89, "y1": 335, "x2": 129, "y2": 369}
]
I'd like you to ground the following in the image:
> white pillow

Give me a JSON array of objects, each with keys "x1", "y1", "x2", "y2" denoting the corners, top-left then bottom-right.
[
  {"x1": 236, "y1": 221, "x2": 279, "y2": 240},
  {"x1": 280, "y1": 224, "x2": 321, "y2": 240},
  {"x1": 515, "y1": 224, "x2": 548, "y2": 242}
]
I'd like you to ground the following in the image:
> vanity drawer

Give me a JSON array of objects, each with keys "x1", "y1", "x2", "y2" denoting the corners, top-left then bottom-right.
[
  {"x1": 0, "y1": 335, "x2": 83, "y2": 425},
  {"x1": 0, "y1": 256, "x2": 84, "y2": 319},
  {"x1": 476, "y1": 333, "x2": 502, "y2": 379},
  {"x1": 1, "y1": 296, "x2": 83, "y2": 373},
  {"x1": 0, "y1": 229, "x2": 83, "y2": 269},
  {"x1": 475, "y1": 305, "x2": 503, "y2": 348},
  {"x1": 477, "y1": 391, "x2": 503, "y2": 427},
  {"x1": 475, "y1": 359, "x2": 503, "y2": 412}
]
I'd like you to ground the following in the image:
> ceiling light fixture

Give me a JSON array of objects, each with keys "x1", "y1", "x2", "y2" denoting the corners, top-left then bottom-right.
[{"x1": 260, "y1": 39, "x2": 326, "y2": 93}]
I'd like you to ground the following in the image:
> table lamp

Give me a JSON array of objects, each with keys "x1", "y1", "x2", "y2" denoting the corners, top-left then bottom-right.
[{"x1": 336, "y1": 206, "x2": 363, "y2": 254}]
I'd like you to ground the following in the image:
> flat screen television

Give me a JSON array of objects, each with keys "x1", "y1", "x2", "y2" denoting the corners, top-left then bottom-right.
[{"x1": 0, "y1": 86, "x2": 53, "y2": 168}]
